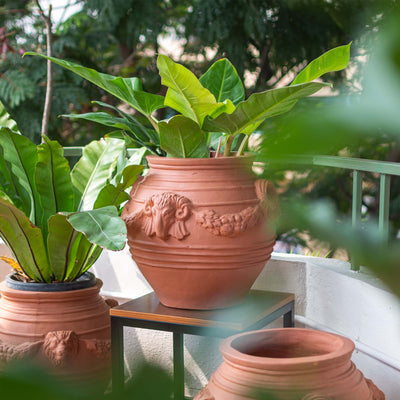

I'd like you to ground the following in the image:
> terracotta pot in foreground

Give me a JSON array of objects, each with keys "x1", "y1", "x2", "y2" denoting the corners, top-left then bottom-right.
[
  {"x1": 122, "y1": 155, "x2": 278, "y2": 310},
  {"x1": 0, "y1": 273, "x2": 114, "y2": 385},
  {"x1": 195, "y1": 328, "x2": 385, "y2": 400}
]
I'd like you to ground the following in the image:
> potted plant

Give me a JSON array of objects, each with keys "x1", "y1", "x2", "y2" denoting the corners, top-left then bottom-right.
[
  {"x1": 0, "y1": 115, "x2": 143, "y2": 382},
  {"x1": 27, "y1": 44, "x2": 350, "y2": 309}
]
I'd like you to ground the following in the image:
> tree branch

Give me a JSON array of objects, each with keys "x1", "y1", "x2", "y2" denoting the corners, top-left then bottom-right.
[{"x1": 34, "y1": 0, "x2": 53, "y2": 140}]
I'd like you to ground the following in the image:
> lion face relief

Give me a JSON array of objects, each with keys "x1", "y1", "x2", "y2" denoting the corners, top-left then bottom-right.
[
  {"x1": 43, "y1": 331, "x2": 79, "y2": 367},
  {"x1": 141, "y1": 192, "x2": 193, "y2": 240}
]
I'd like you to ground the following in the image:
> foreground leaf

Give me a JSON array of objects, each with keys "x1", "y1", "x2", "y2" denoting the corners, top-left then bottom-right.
[
  {"x1": 25, "y1": 52, "x2": 164, "y2": 116},
  {"x1": 159, "y1": 115, "x2": 209, "y2": 158},
  {"x1": 200, "y1": 58, "x2": 245, "y2": 105},
  {"x1": 203, "y1": 82, "x2": 330, "y2": 136},
  {"x1": 67, "y1": 206, "x2": 127, "y2": 251},
  {"x1": 291, "y1": 43, "x2": 351, "y2": 85},
  {"x1": 0, "y1": 198, "x2": 51, "y2": 282},
  {"x1": 71, "y1": 138, "x2": 125, "y2": 211}
]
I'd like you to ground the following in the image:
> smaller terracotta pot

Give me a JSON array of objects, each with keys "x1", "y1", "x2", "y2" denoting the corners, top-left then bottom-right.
[
  {"x1": 195, "y1": 328, "x2": 385, "y2": 400},
  {"x1": 0, "y1": 273, "x2": 114, "y2": 385}
]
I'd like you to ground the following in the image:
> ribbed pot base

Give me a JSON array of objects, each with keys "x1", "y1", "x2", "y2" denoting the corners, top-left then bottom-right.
[{"x1": 195, "y1": 328, "x2": 385, "y2": 400}]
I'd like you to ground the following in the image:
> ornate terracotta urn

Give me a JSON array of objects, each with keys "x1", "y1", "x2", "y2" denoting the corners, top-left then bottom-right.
[
  {"x1": 0, "y1": 273, "x2": 115, "y2": 384},
  {"x1": 122, "y1": 155, "x2": 278, "y2": 310},
  {"x1": 195, "y1": 328, "x2": 385, "y2": 400}
]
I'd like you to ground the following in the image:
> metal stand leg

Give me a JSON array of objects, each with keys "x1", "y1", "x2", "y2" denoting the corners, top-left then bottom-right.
[
  {"x1": 173, "y1": 332, "x2": 185, "y2": 400},
  {"x1": 111, "y1": 317, "x2": 125, "y2": 394},
  {"x1": 283, "y1": 301, "x2": 295, "y2": 327}
]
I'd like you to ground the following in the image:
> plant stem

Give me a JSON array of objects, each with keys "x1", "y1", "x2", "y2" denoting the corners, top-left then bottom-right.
[
  {"x1": 237, "y1": 135, "x2": 249, "y2": 156},
  {"x1": 35, "y1": 0, "x2": 53, "y2": 140},
  {"x1": 224, "y1": 135, "x2": 235, "y2": 157},
  {"x1": 147, "y1": 115, "x2": 160, "y2": 133},
  {"x1": 215, "y1": 136, "x2": 222, "y2": 157}
]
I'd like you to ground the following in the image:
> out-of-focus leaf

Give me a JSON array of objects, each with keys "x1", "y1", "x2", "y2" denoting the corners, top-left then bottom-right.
[
  {"x1": 159, "y1": 115, "x2": 209, "y2": 158},
  {"x1": 67, "y1": 206, "x2": 127, "y2": 251}
]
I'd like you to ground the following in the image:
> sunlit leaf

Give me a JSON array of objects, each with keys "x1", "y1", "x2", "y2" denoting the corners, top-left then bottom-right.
[
  {"x1": 291, "y1": 43, "x2": 351, "y2": 85},
  {"x1": 71, "y1": 138, "x2": 125, "y2": 211},
  {"x1": 157, "y1": 54, "x2": 221, "y2": 126},
  {"x1": 203, "y1": 82, "x2": 329, "y2": 136}
]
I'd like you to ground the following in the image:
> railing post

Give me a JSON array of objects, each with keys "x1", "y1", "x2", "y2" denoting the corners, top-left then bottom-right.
[
  {"x1": 379, "y1": 174, "x2": 391, "y2": 241},
  {"x1": 351, "y1": 170, "x2": 362, "y2": 271}
]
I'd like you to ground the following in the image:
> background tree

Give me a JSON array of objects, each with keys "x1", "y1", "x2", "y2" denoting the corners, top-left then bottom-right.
[{"x1": 1, "y1": 0, "x2": 399, "y2": 256}]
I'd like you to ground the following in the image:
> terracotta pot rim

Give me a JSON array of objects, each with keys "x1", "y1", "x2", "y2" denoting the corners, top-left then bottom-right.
[
  {"x1": 146, "y1": 154, "x2": 255, "y2": 168},
  {"x1": 220, "y1": 328, "x2": 355, "y2": 369},
  {"x1": 2, "y1": 272, "x2": 98, "y2": 294}
]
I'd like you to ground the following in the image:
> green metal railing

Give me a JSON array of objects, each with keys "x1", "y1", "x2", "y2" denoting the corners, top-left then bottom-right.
[
  {"x1": 66, "y1": 147, "x2": 400, "y2": 271},
  {"x1": 276, "y1": 155, "x2": 400, "y2": 270}
]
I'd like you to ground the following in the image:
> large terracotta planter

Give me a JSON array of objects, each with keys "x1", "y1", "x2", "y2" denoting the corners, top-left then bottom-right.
[
  {"x1": 122, "y1": 155, "x2": 278, "y2": 310},
  {"x1": 0, "y1": 273, "x2": 114, "y2": 385},
  {"x1": 195, "y1": 328, "x2": 385, "y2": 400}
]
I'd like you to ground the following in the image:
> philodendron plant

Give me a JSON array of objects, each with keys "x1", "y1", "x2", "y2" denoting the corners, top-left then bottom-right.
[
  {"x1": 26, "y1": 44, "x2": 350, "y2": 158},
  {"x1": 0, "y1": 126, "x2": 143, "y2": 282}
]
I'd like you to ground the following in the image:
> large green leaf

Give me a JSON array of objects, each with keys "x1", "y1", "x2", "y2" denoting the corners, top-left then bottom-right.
[
  {"x1": 203, "y1": 82, "x2": 330, "y2": 136},
  {"x1": 291, "y1": 43, "x2": 351, "y2": 85},
  {"x1": 25, "y1": 52, "x2": 165, "y2": 117},
  {"x1": 92, "y1": 101, "x2": 160, "y2": 145},
  {"x1": 159, "y1": 115, "x2": 209, "y2": 158},
  {"x1": 67, "y1": 206, "x2": 127, "y2": 251},
  {"x1": 157, "y1": 55, "x2": 222, "y2": 126},
  {"x1": 47, "y1": 213, "x2": 95, "y2": 281},
  {"x1": 0, "y1": 198, "x2": 51, "y2": 282},
  {"x1": 71, "y1": 138, "x2": 125, "y2": 211},
  {"x1": 36, "y1": 136, "x2": 74, "y2": 241},
  {"x1": 95, "y1": 164, "x2": 144, "y2": 209},
  {"x1": 0, "y1": 128, "x2": 41, "y2": 223},
  {"x1": 0, "y1": 147, "x2": 24, "y2": 210},
  {"x1": 200, "y1": 58, "x2": 245, "y2": 106}
]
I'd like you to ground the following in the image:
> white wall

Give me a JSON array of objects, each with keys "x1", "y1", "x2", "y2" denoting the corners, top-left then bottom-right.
[{"x1": 90, "y1": 250, "x2": 400, "y2": 398}]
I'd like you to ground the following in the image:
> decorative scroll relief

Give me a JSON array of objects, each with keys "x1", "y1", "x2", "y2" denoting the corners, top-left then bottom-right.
[
  {"x1": 0, "y1": 330, "x2": 111, "y2": 367},
  {"x1": 302, "y1": 395, "x2": 335, "y2": 400},
  {"x1": 126, "y1": 179, "x2": 279, "y2": 240},
  {"x1": 195, "y1": 179, "x2": 279, "y2": 238}
]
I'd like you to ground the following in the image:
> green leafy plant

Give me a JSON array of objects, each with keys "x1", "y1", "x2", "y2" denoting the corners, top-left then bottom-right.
[
  {"x1": 26, "y1": 44, "x2": 351, "y2": 158},
  {"x1": 0, "y1": 126, "x2": 143, "y2": 283}
]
